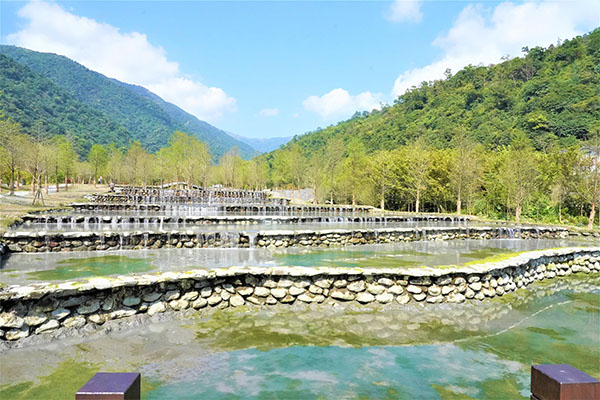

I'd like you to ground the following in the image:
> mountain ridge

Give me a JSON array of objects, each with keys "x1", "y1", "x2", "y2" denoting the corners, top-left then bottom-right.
[{"x1": 0, "y1": 45, "x2": 258, "y2": 159}]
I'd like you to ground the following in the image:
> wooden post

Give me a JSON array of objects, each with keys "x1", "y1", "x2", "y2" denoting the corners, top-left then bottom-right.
[
  {"x1": 76, "y1": 372, "x2": 140, "y2": 400},
  {"x1": 531, "y1": 364, "x2": 599, "y2": 400}
]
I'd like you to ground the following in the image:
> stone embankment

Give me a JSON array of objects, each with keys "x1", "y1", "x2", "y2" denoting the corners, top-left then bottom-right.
[
  {"x1": 15, "y1": 214, "x2": 469, "y2": 227},
  {"x1": 0, "y1": 247, "x2": 598, "y2": 343},
  {"x1": 70, "y1": 202, "x2": 374, "y2": 214},
  {"x1": 2, "y1": 226, "x2": 572, "y2": 253}
]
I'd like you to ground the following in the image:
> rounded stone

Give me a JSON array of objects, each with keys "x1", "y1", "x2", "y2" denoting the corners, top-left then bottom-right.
[
  {"x1": 376, "y1": 293, "x2": 394, "y2": 303},
  {"x1": 63, "y1": 315, "x2": 86, "y2": 328},
  {"x1": 148, "y1": 301, "x2": 167, "y2": 316},
  {"x1": 51, "y1": 308, "x2": 71, "y2": 320},
  {"x1": 24, "y1": 313, "x2": 48, "y2": 327},
  {"x1": 35, "y1": 319, "x2": 60, "y2": 334},
  {"x1": 254, "y1": 287, "x2": 270, "y2": 297},
  {"x1": 413, "y1": 293, "x2": 426, "y2": 302},
  {"x1": 164, "y1": 290, "x2": 180, "y2": 301},
  {"x1": 396, "y1": 294, "x2": 411, "y2": 304},
  {"x1": 289, "y1": 286, "x2": 305, "y2": 296},
  {"x1": 388, "y1": 285, "x2": 404, "y2": 295},
  {"x1": 142, "y1": 292, "x2": 162, "y2": 303},
  {"x1": 0, "y1": 312, "x2": 25, "y2": 329},
  {"x1": 347, "y1": 281, "x2": 366, "y2": 292},
  {"x1": 270, "y1": 288, "x2": 287, "y2": 299},
  {"x1": 406, "y1": 285, "x2": 422, "y2": 294},
  {"x1": 229, "y1": 294, "x2": 245, "y2": 307},
  {"x1": 5, "y1": 326, "x2": 29, "y2": 341},
  {"x1": 367, "y1": 284, "x2": 385, "y2": 295},
  {"x1": 181, "y1": 291, "x2": 199, "y2": 301},
  {"x1": 356, "y1": 292, "x2": 375, "y2": 303},
  {"x1": 191, "y1": 298, "x2": 208, "y2": 309},
  {"x1": 427, "y1": 285, "x2": 441, "y2": 296},
  {"x1": 123, "y1": 296, "x2": 141, "y2": 307}
]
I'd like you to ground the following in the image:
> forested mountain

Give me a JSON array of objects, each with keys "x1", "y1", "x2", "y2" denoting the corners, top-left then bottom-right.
[
  {"x1": 0, "y1": 54, "x2": 132, "y2": 151},
  {"x1": 277, "y1": 29, "x2": 599, "y2": 155},
  {"x1": 261, "y1": 30, "x2": 599, "y2": 227},
  {"x1": 0, "y1": 45, "x2": 257, "y2": 159}
]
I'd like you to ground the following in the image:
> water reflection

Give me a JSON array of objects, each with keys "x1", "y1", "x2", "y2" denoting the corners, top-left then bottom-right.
[{"x1": 1, "y1": 277, "x2": 597, "y2": 400}]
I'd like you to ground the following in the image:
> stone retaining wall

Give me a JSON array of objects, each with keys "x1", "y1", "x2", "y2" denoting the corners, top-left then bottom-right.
[
  {"x1": 2, "y1": 226, "x2": 571, "y2": 253},
  {"x1": 0, "y1": 247, "x2": 598, "y2": 342},
  {"x1": 70, "y1": 203, "x2": 374, "y2": 214},
  {"x1": 15, "y1": 214, "x2": 470, "y2": 228}
]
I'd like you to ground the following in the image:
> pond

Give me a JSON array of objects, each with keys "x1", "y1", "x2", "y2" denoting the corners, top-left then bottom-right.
[
  {"x1": 1, "y1": 238, "x2": 594, "y2": 285},
  {"x1": 1, "y1": 275, "x2": 598, "y2": 399}
]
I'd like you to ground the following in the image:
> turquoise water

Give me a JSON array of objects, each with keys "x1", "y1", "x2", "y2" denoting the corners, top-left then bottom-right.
[
  {"x1": 1, "y1": 278, "x2": 598, "y2": 399},
  {"x1": 2, "y1": 238, "x2": 594, "y2": 284},
  {"x1": 143, "y1": 284, "x2": 600, "y2": 399}
]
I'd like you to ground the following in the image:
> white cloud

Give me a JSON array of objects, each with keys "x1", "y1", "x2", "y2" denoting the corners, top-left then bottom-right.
[
  {"x1": 386, "y1": 0, "x2": 423, "y2": 23},
  {"x1": 6, "y1": 1, "x2": 236, "y2": 122},
  {"x1": 259, "y1": 108, "x2": 280, "y2": 117},
  {"x1": 303, "y1": 88, "x2": 382, "y2": 119},
  {"x1": 393, "y1": 0, "x2": 600, "y2": 97}
]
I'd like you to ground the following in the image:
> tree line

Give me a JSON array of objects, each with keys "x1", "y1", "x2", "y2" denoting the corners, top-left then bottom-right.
[
  {"x1": 1, "y1": 117, "x2": 598, "y2": 228},
  {"x1": 0, "y1": 123, "x2": 268, "y2": 200},
  {"x1": 266, "y1": 129, "x2": 600, "y2": 229}
]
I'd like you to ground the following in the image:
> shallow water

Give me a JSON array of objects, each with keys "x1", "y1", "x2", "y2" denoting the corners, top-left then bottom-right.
[
  {"x1": 1, "y1": 276, "x2": 598, "y2": 399},
  {"x1": 1, "y1": 239, "x2": 594, "y2": 284}
]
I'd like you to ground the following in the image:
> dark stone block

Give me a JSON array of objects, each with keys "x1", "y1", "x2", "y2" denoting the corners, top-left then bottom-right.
[
  {"x1": 75, "y1": 372, "x2": 140, "y2": 400},
  {"x1": 531, "y1": 364, "x2": 600, "y2": 400}
]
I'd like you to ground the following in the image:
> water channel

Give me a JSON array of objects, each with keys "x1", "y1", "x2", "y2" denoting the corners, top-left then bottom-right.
[
  {"x1": 1, "y1": 276, "x2": 598, "y2": 399},
  {"x1": 1, "y1": 238, "x2": 594, "y2": 285}
]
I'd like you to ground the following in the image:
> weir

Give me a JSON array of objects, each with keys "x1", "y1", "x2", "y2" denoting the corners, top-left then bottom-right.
[{"x1": 0, "y1": 247, "x2": 598, "y2": 343}]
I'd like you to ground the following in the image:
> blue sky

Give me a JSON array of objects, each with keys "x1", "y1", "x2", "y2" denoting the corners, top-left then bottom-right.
[{"x1": 1, "y1": 1, "x2": 598, "y2": 139}]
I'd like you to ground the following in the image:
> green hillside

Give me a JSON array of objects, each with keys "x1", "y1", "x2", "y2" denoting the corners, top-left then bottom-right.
[
  {"x1": 0, "y1": 45, "x2": 257, "y2": 159},
  {"x1": 0, "y1": 54, "x2": 131, "y2": 153},
  {"x1": 278, "y1": 29, "x2": 599, "y2": 155}
]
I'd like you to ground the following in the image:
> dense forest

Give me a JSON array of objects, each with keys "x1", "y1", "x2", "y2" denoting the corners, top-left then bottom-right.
[
  {"x1": 282, "y1": 29, "x2": 599, "y2": 153},
  {"x1": 262, "y1": 29, "x2": 600, "y2": 227},
  {"x1": 0, "y1": 55, "x2": 132, "y2": 152},
  {"x1": 0, "y1": 46, "x2": 257, "y2": 159}
]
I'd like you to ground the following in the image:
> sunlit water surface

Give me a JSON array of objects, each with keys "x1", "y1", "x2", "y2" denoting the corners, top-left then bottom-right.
[
  {"x1": 1, "y1": 239, "x2": 594, "y2": 284},
  {"x1": 0, "y1": 276, "x2": 598, "y2": 399}
]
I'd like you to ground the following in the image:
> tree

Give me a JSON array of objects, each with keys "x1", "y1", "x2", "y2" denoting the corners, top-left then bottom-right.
[
  {"x1": 163, "y1": 131, "x2": 212, "y2": 188},
  {"x1": 498, "y1": 131, "x2": 538, "y2": 222},
  {"x1": 88, "y1": 144, "x2": 107, "y2": 187},
  {"x1": 271, "y1": 144, "x2": 306, "y2": 190},
  {"x1": 547, "y1": 146, "x2": 584, "y2": 223},
  {"x1": 106, "y1": 144, "x2": 125, "y2": 184},
  {"x1": 304, "y1": 154, "x2": 327, "y2": 204},
  {"x1": 323, "y1": 138, "x2": 345, "y2": 204},
  {"x1": 124, "y1": 141, "x2": 153, "y2": 186},
  {"x1": 219, "y1": 147, "x2": 243, "y2": 188},
  {"x1": 0, "y1": 119, "x2": 28, "y2": 195},
  {"x1": 23, "y1": 137, "x2": 44, "y2": 197},
  {"x1": 338, "y1": 139, "x2": 369, "y2": 205},
  {"x1": 246, "y1": 159, "x2": 268, "y2": 190},
  {"x1": 450, "y1": 132, "x2": 483, "y2": 214},
  {"x1": 369, "y1": 150, "x2": 395, "y2": 211},
  {"x1": 58, "y1": 138, "x2": 77, "y2": 191},
  {"x1": 585, "y1": 127, "x2": 600, "y2": 229},
  {"x1": 404, "y1": 137, "x2": 431, "y2": 213}
]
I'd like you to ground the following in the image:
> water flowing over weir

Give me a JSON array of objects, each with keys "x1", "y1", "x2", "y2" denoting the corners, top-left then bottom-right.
[{"x1": 1, "y1": 185, "x2": 599, "y2": 400}]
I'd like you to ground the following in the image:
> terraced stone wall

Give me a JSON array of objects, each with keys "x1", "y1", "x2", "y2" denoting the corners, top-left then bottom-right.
[
  {"x1": 1, "y1": 226, "x2": 572, "y2": 253},
  {"x1": 0, "y1": 247, "x2": 598, "y2": 343}
]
